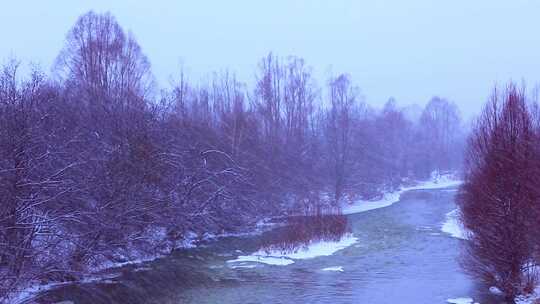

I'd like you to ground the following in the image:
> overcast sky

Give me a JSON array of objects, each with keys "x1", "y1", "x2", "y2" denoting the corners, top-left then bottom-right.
[{"x1": 2, "y1": 0, "x2": 540, "y2": 119}]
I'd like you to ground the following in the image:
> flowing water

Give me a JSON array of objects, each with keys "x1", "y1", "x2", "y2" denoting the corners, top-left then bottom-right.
[{"x1": 34, "y1": 186, "x2": 505, "y2": 304}]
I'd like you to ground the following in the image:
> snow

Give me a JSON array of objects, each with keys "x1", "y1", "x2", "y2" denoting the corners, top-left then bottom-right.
[
  {"x1": 342, "y1": 191, "x2": 401, "y2": 215},
  {"x1": 322, "y1": 266, "x2": 344, "y2": 272},
  {"x1": 489, "y1": 286, "x2": 503, "y2": 295},
  {"x1": 441, "y1": 209, "x2": 468, "y2": 240},
  {"x1": 133, "y1": 266, "x2": 152, "y2": 272},
  {"x1": 515, "y1": 286, "x2": 540, "y2": 304},
  {"x1": 342, "y1": 173, "x2": 462, "y2": 215},
  {"x1": 7, "y1": 282, "x2": 64, "y2": 304},
  {"x1": 446, "y1": 297, "x2": 476, "y2": 304},
  {"x1": 229, "y1": 264, "x2": 258, "y2": 269},
  {"x1": 228, "y1": 233, "x2": 358, "y2": 266},
  {"x1": 7, "y1": 173, "x2": 462, "y2": 303},
  {"x1": 98, "y1": 255, "x2": 161, "y2": 270},
  {"x1": 408, "y1": 173, "x2": 462, "y2": 190},
  {"x1": 227, "y1": 255, "x2": 295, "y2": 266},
  {"x1": 5, "y1": 228, "x2": 202, "y2": 304},
  {"x1": 516, "y1": 295, "x2": 540, "y2": 304},
  {"x1": 6, "y1": 273, "x2": 120, "y2": 304},
  {"x1": 272, "y1": 233, "x2": 358, "y2": 259}
]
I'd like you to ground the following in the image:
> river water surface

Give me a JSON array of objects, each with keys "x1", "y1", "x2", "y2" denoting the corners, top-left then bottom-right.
[{"x1": 36, "y1": 186, "x2": 505, "y2": 304}]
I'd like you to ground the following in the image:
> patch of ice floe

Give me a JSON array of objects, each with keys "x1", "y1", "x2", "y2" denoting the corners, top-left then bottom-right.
[
  {"x1": 446, "y1": 297, "x2": 478, "y2": 304},
  {"x1": 322, "y1": 266, "x2": 344, "y2": 272},
  {"x1": 228, "y1": 233, "x2": 358, "y2": 266},
  {"x1": 227, "y1": 255, "x2": 295, "y2": 266}
]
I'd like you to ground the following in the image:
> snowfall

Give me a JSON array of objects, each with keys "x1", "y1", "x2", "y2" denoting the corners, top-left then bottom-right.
[
  {"x1": 226, "y1": 173, "x2": 506, "y2": 304},
  {"x1": 9, "y1": 173, "x2": 483, "y2": 304}
]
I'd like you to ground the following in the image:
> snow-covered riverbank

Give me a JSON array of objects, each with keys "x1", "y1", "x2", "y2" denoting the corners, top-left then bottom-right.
[
  {"x1": 227, "y1": 233, "x2": 358, "y2": 266},
  {"x1": 342, "y1": 173, "x2": 462, "y2": 215},
  {"x1": 227, "y1": 173, "x2": 463, "y2": 268},
  {"x1": 441, "y1": 209, "x2": 468, "y2": 240},
  {"x1": 8, "y1": 174, "x2": 463, "y2": 304}
]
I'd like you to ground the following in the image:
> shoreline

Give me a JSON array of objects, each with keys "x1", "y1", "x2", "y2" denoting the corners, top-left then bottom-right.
[{"x1": 7, "y1": 174, "x2": 462, "y2": 304}]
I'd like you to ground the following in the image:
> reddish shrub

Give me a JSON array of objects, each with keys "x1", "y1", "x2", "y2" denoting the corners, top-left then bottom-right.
[{"x1": 458, "y1": 85, "x2": 540, "y2": 300}]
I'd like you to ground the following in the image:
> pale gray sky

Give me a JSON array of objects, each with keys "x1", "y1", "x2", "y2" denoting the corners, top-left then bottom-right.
[{"x1": 2, "y1": 0, "x2": 540, "y2": 118}]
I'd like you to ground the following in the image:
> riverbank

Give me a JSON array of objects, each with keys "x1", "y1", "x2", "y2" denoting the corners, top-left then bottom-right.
[
  {"x1": 223, "y1": 173, "x2": 463, "y2": 269},
  {"x1": 342, "y1": 173, "x2": 462, "y2": 215},
  {"x1": 7, "y1": 173, "x2": 463, "y2": 304}
]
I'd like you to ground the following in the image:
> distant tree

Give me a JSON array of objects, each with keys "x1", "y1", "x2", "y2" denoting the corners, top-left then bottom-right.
[
  {"x1": 418, "y1": 97, "x2": 462, "y2": 176},
  {"x1": 325, "y1": 74, "x2": 358, "y2": 203},
  {"x1": 209, "y1": 71, "x2": 248, "y2": 159},
  {"x1": 251, "y1": 54, "x2": 323, "y2": 211},
  {"x1": 254, "y1": 53, "x2": 284, "y2": 156},
  {"x1": 0, "y1": 10, "x2": 471, "y2": 299},
  {"x1": 458, "y1": 85, "x2": 540, "y2": 300},
  {"x1": 54, "y1": 11, "x2": 154, "y2": 105},
  {"x1": 282, "y1": 57, "x2": 317, "y2": 147},
  {"x1": 375, "y1": 98, "x2": 413, "y2": 190}
]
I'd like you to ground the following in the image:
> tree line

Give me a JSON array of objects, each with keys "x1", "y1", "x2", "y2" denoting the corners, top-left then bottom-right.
[{"x1": 0, "y1": 11, "x2": 464, "y2": 299}]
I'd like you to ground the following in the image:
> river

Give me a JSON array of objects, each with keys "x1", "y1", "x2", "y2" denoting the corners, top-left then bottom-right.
[{"x1": 34, "y1": 186, "x2": 505, "y2": 304}]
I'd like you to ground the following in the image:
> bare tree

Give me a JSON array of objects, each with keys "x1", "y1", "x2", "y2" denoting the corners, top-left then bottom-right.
[
  {"x1": 325, "y1": 74, "x2": 359, "y2": 203},
  {"x1": 282, "y1": 57, "x2": 317, "y2": 147},
  {"x1": 0, "y1": 12, "x2": 470, "y2": 301},
  {"x1": 54, "y1": 11, "x2": 154, "y2": 105},
  {"x1": 458, "y1": 84, "x2": 540, "y2": 300},
  {"x1": 375, "y1": 99, "x2": 414, "y2": 190},
  {"x1": 418, "y1": 97, "x2": 462, "y2": 176},
  {"x1": 254, "y1": 53, "x2": 285, "y2": 157},
  {"x1": 0, "y1": 60, "x2": 82, "y2": 298}
]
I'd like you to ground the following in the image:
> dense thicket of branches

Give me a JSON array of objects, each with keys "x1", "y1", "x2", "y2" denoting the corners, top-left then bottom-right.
[
  {"x1": 0, "y1": 11, "x2": 464, "y2": 300},
  {"x1": 458, "y1": 85, "x2": 540, "y2": 301}
]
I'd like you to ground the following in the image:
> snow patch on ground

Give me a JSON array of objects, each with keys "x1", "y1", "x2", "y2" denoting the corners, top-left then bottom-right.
[
  {"x1": 342, "y1": 173, "x2": 462, "y2": 215},
  {"x1": 8, "y1": 282, "x2": 64, "y2": 304},
  {"x1": 441, "y1": 209, "x2": 468, "y2": 240},
  {"x1": 273, "y1": 233, "x2": 358, "y2": 260},
  {"x1": 409, "y1": 174, "x2": 462, "y2": 190},
  {"x1": 322, "y1": 266, "x2": 344, "y2": 272},
  {"x1": 96, "y1": 255, "x2": 161, "y2": 271},
  {"x1": 446, "y1": 297, "x2": 477, "y2": 304},
  {"x1": 228, "y1": 233, "x2": 358, "y2": 266},
  {"x1": 342, "y1": 192, "x2": 401, "y2": 215},
  {"x1": 5, "y1": 229, "x2": 202, "y2": 304},
  {"x1": 515, "y1": 286, "x2": 540, "y2": 304}
]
